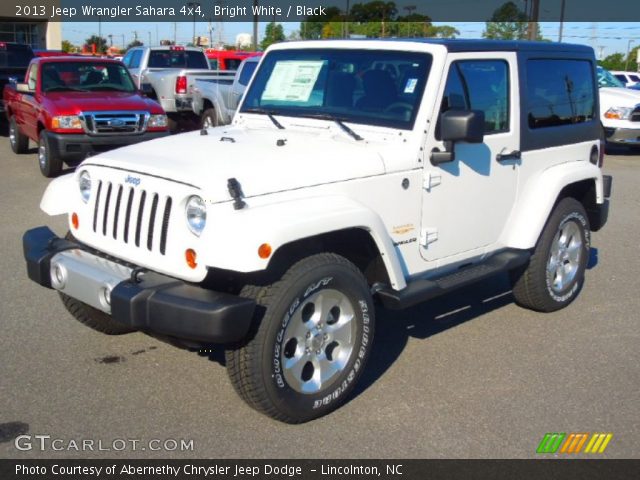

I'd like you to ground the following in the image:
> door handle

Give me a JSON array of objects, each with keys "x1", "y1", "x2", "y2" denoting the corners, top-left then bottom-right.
[{"x1": 496, "y1": 150, "x2": 521, "y2": 162}]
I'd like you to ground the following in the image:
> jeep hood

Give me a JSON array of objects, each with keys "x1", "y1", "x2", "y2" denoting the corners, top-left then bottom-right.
[{"x1": 84, "y1": 127, "x2": 387, "y2": 202}]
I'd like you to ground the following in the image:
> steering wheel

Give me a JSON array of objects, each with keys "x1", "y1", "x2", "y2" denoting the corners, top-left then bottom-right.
[{"x1": 384, "y1": 102, "x2": 413, "y2": 116}]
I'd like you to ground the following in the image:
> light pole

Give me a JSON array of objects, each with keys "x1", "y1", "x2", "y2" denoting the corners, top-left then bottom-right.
[
  {"x1": 625, "y1": 39, "x2": 635, "y2": 72},
  {"x1": 404, "y1": 5, "x2": 416, "y2": 38},
  {"x1": 187, "y1": 2, "x2": 200, "y2": 45},
  {"x1": 558, "y1": 0, "x2": 566, "y2": 42}
]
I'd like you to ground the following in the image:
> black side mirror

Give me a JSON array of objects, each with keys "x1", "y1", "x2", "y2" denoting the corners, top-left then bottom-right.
[{"x1": 431, "y1": 110, "x2": 485, "y2": 165}]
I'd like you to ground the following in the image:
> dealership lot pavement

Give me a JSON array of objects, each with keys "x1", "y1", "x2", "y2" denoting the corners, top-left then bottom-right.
[{"x1": 0, "y1": 133, "x2": 638, "y2": 459}]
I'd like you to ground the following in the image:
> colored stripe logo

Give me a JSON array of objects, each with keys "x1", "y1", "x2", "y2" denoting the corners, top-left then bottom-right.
[{"x1": 537, "y1": 433, "x2": 612, "y2": 454}]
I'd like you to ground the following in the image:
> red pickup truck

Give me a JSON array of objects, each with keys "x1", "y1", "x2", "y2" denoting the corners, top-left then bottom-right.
[
  {"x1": 4, "y1": 56, "x2": 169, "y2": 177},
  {"x1": 205, "y1": 49, "x2": 261, "y2": 70}
]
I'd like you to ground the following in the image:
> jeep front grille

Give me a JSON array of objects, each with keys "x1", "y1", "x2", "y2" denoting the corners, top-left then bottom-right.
[
  {"x1": 92, "y1": 180, "x2": 172, "y2": 255},
  {"x1": 81, "y1": 111, "x2": 150, "y2": 135}
]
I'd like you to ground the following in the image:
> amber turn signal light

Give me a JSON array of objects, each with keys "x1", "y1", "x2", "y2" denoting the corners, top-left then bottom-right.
[
  {"x1": 71, "y1": 212, "x2": 79, "y2": 229},
  {"x1": 185, "y1": 249, "x2": 197, "y2": 269},
  {"x1": 258, "y1": 243, "x2": 272, "y2": 259}
]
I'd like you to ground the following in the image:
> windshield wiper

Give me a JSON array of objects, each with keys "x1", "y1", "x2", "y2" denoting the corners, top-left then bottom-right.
[
  {"x1": 299, "y1": 113, "x2": 364, "y2": 141},
  {"x1": 243, "y1": 107, "x2": 285, "y2": 130}
]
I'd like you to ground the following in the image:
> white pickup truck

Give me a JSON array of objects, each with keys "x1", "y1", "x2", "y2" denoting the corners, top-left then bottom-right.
[
  {"x1": 191, "y1": 56, "x2": 260, "y2": 127},
  {"x1": 598, "y1": 66, "x2": 640, "y2": 148},
  {"x1": 122, "y1": 45, "x2": 234, "y2": 130},
  {"x1": 24, "y1": 39, "x2": 611, "y2": 423}
]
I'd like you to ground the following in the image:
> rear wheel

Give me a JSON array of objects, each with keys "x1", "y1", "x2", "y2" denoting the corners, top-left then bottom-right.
[
  {"x1": 226, "y1": 253, "x2": 375, "y2": 423},
  {"x1": 511, "y1": 197, "x2": 590, "y2": 312},
  {"x1": 200, "y1": 108, "x2": 218, "y2": 129},
  {"x1": 38, "y1": 130, "x2": 63, "y2": 178},
  {"x1": 9, "y1": 116, "x2": 28, "y2": 154}
]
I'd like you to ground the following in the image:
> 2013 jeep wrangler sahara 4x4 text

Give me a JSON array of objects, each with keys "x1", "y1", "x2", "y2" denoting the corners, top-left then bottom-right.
[{"x1": 23, "y1": 39, "x2": 612, "y2": 423}]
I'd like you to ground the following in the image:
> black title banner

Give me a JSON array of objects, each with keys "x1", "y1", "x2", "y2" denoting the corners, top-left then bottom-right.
[
  {"x1": 1, "y1": 459, "x2": 639, "y2": 480},
  {"x1": 2, "y1": 0, "x2": 640, "y2": 22}
]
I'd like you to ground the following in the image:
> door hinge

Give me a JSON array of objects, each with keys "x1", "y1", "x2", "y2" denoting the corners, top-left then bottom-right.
[
  {"x1": 423, "y1": 173, "x2": 442, "y2": 191},
  {"x1": 420, "y1": 228, "x2": 438, "y2": 247}
]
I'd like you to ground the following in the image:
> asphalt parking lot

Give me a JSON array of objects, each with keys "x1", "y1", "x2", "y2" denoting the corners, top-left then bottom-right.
[{"x1": 0, "y1": 131, "x2": 638, "y2": 460}]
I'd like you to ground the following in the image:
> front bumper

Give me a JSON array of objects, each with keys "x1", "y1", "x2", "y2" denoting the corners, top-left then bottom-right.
[
  {"x1": 45, "y1": 130, "x2": 169, "y2": 164},
  {"x1": 603, "y1": 126, "x2": 640, "y2": 145},
  {"x1": 23, "y1": 226, "x2": 255, "y2": 343}
]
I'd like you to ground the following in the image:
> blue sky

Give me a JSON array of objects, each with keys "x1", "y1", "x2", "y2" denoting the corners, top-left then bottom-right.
[{"x1": 62, "y1": 22, "x2": 640, "y2": 58}]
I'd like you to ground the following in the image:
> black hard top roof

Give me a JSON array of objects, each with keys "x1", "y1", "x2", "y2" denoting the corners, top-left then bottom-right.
[{"x1": 379, "y1": 38, "x2": 593, "y2": 54}]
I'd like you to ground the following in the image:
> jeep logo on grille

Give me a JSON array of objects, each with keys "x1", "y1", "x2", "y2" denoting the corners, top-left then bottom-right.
[
  {"x1": 125, "y1": 175, "x2": 141, "y2": 186},
  {"x1": 108, "y1": 119, "x2": 126, "y2": 127}
]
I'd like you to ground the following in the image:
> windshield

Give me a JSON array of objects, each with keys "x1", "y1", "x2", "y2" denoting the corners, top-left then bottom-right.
[
  {"x1": 148, "y1": 50, "x2": 208, "y2": 69},
  {"x1": 41, "y1": 62, "x2": 136, "y2": 93},
  {"x1": 241, "y1": 48, "x2": 433, "y2": 130},
  {"x1": 597, "y1": 67, "x2": 625, "y2": 88}
]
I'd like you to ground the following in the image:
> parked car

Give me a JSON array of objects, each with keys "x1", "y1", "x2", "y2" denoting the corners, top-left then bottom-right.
[
  {"x1": 610, "y1": 70, "x2": 640, "y2": 87},
  {"x1": 205, "y1": 49, "x2": 261, "y2": 71},
  {"x1": 597, "y1": 66, "x2": 640, "y2": 148},
  {"x1": 192, "y1": 56, "x2": 260, "y2": 127},
  {"x1": 4, "y1": 56, "x2": 169, "y2": 177},
  {"x1": 0, "y1": 42, "x2": 35, "y2": 116},
  {"x1": 23, "y1": 39, "x2": 610, "y2": 423},
  {"x1": 122, "y1": 45, "x2": 231, "y2": 131}
]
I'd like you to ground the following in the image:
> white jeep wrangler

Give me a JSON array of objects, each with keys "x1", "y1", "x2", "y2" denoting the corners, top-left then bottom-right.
[{"x1": 24, "y1": 39, "x2": 612, "y2": 423}]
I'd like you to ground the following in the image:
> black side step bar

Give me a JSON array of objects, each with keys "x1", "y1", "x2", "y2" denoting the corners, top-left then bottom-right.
[{"x1": 376, "y1": 249, "x2": 531, "y2": 310}]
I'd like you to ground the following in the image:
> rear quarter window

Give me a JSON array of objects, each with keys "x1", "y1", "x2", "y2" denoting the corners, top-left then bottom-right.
[{"x1": 526, "y1": 59, "x2": 595, "y2": 129}]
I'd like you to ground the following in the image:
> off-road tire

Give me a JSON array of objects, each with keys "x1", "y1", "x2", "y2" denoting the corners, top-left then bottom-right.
[
  {"x1": 511, "y1": 197, "x2": 590, "y2": 312},
  {"x1": 9, "y1": 116, "x2": 29, "y2": 154},
  {"x1": 38, "y1": 130, "x2": 63, "y2": 177},
  {"x1": 225, "y1": 253, "x2": 375, "y2": 423},
  {"x1": 59, "y1": 292, "x2": 136, "y2": 335}
]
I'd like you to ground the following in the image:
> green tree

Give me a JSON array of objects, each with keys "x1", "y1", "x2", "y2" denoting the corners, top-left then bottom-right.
[
  {"x1": 126, "y1": 39, "x2": 143, "y2": 50},
  {"x1": 483, "y1": 1, "x2": 542, "y2": 40},
  {"x1": 261, "y1": 22, "x2": 286, "y2": 50},
  {"x1": 84, "y1": 35, "x2": 108, "y2": 54},
  {"x1": 61, "y1": 40, "x2": 75, "y2": 53}
]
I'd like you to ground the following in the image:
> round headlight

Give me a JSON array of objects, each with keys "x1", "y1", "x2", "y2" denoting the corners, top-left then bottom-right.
[
  {"x1": 79, "y1": 170, "x2": 91, "y2": 203},
  {"x1": 185, "y1": 195, "x2": 206, "y2": 236}
]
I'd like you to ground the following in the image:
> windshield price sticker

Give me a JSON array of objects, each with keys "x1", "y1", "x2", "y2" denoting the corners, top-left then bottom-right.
[{"x1": 262, "y1": 61, "x2": 324, "y2": 103}]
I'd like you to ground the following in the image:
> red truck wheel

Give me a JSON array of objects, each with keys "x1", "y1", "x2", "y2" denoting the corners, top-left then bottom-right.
[
  {"x1": 38, "y1": 131, "x2": 63, "y2": 178},
  {"x1": 9, "y1": 117, "x2": 29, "y2": 154}
]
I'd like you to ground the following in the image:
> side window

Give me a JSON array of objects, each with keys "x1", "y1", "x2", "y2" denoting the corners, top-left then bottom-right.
[
  {"x1": 122, "y1": 51, "x2": 133, "y2": 67},
  {"x1": 27, "y1": 63, "x2": 38, "y2": 90},
  {"x1": 438, "y1": 60, "x2": 509, "y2": 136},
  {"x1": 613, "y1": 74, "x2": 626, "y2": 83},
  {"x1": 129, "y1": 50, "x2": 142, "y2": 69},
  {"x1": 527, "y1": 59, "x2": 595, "y2": 129},
  {"x1": 238, "y1": 61, "x2": 258, "y2": 86}
]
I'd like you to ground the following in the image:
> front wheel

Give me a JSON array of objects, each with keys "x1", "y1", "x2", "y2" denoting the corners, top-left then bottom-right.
[
  {"x1": 226, "y1": 253, "x2": 375, "y2": 423},
  {"x1": 38, "y1": 130, "x2": 63, "y2": 177},
  {"x1": 511, "y1": 197, "x2": 590, "y2": 312},
  {"x1": 9, "y1": 116, "x2": 29, "y2": 154}
]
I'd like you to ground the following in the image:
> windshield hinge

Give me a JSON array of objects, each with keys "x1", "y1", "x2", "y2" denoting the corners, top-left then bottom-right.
[
  {"x1": 423, "y1": 173, "x2": 442, "y2": 192},
  {"x1": 420, "y1": 228, "x2": 438, "y2": 247}
]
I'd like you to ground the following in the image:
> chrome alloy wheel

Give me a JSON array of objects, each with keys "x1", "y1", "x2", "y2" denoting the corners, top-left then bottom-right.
[
  {"x1": 547, "y1": 220, "x2": 583, "y2": 293},
  {"x1": 38, "y1": 142, "x2": 47, "y2": 170},
  {"x1": 9, "y1": 123, "x2": 16, "y2": 148},
  {"x1": 281, "y1": 289, "x2": 356, "y2": 394}
]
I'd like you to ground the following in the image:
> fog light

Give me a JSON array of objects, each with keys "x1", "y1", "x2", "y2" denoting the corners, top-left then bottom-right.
[
  {"x1": 51, "y1": 262, "x2": 66, "y2": 289},
  {"x1": 99, "y1": 285, "x2": 113, "y2": 310}
]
